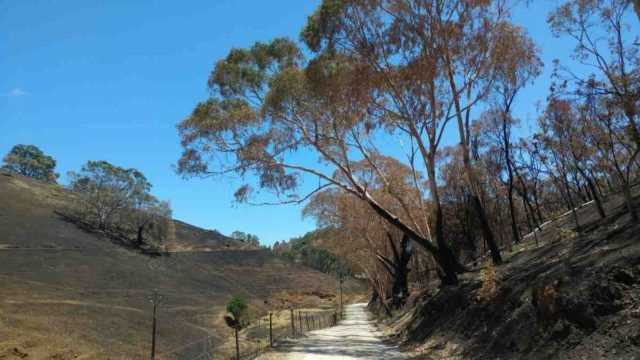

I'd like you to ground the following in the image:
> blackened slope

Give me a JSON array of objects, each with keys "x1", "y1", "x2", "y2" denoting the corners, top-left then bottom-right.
[
  {"x1": 0, "y1": 171, "x2": 337, "y2": 359},
  {"x1": 389, "y1": 186, "x2": 640, "y2": 360}
]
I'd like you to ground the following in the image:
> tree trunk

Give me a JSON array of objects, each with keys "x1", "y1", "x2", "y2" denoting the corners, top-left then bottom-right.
[
  {"x1": 377, "y1": 234, "x2": 412, "y2": 307},
  {"x1": 445, "y1": 54, "x2": 502, "y2": 265},
  {"x1": 427, "y1": 159, "x2": 463, "y2": 285},
  {"x1": 235, "y1": 328, "x2": 240, "y2": 360},
  {"x1": 363, "y1": 182, "x2": 462, "y2": 286},
  {"x1": 515, "y1": 170, "x2": 542, "y2": 227},
  {"x1": 432, "y1": 200, "x2": 460, "y2": 286},
  {"x1": 390, "y1": 234, "x2": 411, "y2": 305},
  {"x1": 463, "y1": 197, "x2": 477, "y2": 261},
  {"x1": 503, "y1": 112, "x2": 520, "y2": 245},
  {"x1": 507, "y1": 187, "x2": 520, "y2": 244},
  {"x1": 559, "y1": 174, "x2": 581, "y2": 230},
  {"x1": 470, "y1": 194, "x2": 503, "y2": 264},
  {"x1": 621, "y1": 181, "x2": 638, "y2": 222},
  {"x1": 586, "y1": 176, "x2": 606, "y2": 219},
  {"x1": 137, "y1": 225, "x2": 145, "y2": 246}
]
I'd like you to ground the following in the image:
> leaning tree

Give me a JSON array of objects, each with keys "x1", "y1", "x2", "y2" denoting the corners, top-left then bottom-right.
[
  {"x1": 300, "y1": 0, "x2": 542, "y2": 265},
  {"x1": 177, "y1": 38, "x2": 466, "y2": 284}
]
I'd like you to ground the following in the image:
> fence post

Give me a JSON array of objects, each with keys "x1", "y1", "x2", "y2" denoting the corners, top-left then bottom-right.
[
  {"x1": 339, "y1": 273, "x2": 344, "y2": 319},
  {"x1": 235, "y1": 328, "x2": 240, "y2": 360},
  {"x1": 149, "y1": 290, "x2": 162, "y2": 360},
  {"x1": 290, "y1": 308, "x2": 295, "y2": 337},
  {"x1": 269, "y1": 312, "x2": 273, "y2": 347}
]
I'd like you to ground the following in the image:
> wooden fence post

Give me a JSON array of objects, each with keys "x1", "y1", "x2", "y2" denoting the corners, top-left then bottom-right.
[
  {"x1": 298, "y1": 311, "x2": 303, "y2": 334},
  {"x1": 269, "y1": 312, "x2": 273, "y2": 347},
  {"x1": 290, "y1": 308, "x2": 295, "y2": 337}
]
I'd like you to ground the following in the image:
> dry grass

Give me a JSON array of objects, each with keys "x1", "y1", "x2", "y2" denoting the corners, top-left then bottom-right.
[
  {"x1": 477, "y1": 259, "x2": 499, "y2": 303},
  {"x1": 0, "y1": 172, "x2": 344, "y2": 359}
]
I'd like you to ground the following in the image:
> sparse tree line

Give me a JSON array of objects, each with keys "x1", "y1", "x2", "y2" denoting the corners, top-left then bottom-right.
[
  {"x1": 2, "y1": 146, "x2": 174, "y2": 251},
  {"x1": 176, "y1": 0, "x2": 639, "y2": 309},
  {"x1": 272, "y1": 229, "x2": 352, "y2": 275},
  {"x1": 230, "y1": 230, "x2": 262, "y2": 247}
]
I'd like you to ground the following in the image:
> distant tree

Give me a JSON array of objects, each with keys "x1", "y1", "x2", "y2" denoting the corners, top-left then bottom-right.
[
  {"x1": 275, "y1": 230, "x2": 352, "y2": 276},
  {"x1": 231, "y1": 231, "x2": 260, "y2": 247},
  {"x1": 68, "y1": 161, "x2": 172, "y2": 247},
  {"x1": 2, "y1": 144, "x2": 58, "y2": 183},
  {"x1": 127, "y1": 197, "x2": 172, "y2": 247},
  {"x1": 230, "y1": 231, "x2": 247, "y2": 241},
  {"x1": 224, "y1": 296, "x2": 248, "y2": 360},
  {"x1": 68, "y1": 161, "x2": 148, "y2": 230}
]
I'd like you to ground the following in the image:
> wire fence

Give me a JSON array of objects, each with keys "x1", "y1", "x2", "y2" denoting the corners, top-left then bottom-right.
[
  {"x1": 221, "y1": 307, "x2": 340, "y2": 360},
  {"x1": 148, "y1": 306, "x2": 341, "y2": 360}
]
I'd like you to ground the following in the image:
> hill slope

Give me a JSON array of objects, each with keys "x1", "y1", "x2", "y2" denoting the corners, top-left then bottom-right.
[
  {"x1": 0, "y1": 172, "x2": 338, "y2": 359},
  {"x1": 383, "y1": 185, "x2": 640, "y2": 359}
]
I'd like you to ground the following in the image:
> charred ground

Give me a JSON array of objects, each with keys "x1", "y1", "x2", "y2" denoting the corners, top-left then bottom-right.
[
  {"x1": 0, "y1": 171, "x2": 338, "y2": 359},
  {"x1": 380, "y1": 186, "x2": 640, "y2": 359}
]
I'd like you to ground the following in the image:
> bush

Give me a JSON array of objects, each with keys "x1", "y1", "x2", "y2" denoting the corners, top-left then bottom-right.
[{"x1": 477, "y1": 259, "x2": 499, "y2": 303}]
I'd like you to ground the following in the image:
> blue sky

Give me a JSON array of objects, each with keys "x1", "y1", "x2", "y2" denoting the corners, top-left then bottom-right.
[{"x1": 1, "y1": 0, "x2": 580, "y2": 245}]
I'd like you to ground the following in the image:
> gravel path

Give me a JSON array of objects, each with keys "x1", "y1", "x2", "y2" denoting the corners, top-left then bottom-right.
[{"x1": 258, "y1": 303, "x2": 406, "y2": 360}]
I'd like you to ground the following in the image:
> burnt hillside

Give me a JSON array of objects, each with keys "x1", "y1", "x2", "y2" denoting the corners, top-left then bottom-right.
[
  {"x1": 384, "y1": 185, "x2": 640, "y2": 360},
  {"x1": 0, "y1": 171, "x2": 337, "y2": 359}
]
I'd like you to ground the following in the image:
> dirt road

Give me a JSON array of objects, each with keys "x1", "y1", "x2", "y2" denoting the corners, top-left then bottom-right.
[{"x1": 258, "y1": 303, "x2": 405, "y2": 359}]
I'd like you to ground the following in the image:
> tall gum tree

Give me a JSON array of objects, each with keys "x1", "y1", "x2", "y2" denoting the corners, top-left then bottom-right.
[
  {"x1": 301, "y1": 0, "x2": 541, "y2": 264},
  {"x1": 477, "y1": 22, "x2": 543, "y2": 245},
  {"x1": 548, "y1": 0, "x2": 640, "y2": 220},
  {"x1": 177, "y1": 38, "x2": 465, "y2": 285}
]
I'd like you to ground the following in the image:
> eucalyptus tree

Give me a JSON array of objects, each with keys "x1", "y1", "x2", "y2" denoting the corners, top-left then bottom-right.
[
  {"x1": 69, "y1": 161, "x2": 148, "y2": 230},
  {"x1": 304, "y1": 157, "x2": 418, "y2": 306},
  {"x1": 2, "y1": 144, "x2": 58, "y2": 183},
  {"x1": 548, "y1": 0, "x2": 640, "y2": 220},
  {"x1": 585, "y1": 89, "x2": 640, "y2": 220},
  {"x1": 68, "y1": 160, "x2": 171, "y2": 245},
  {"x1": 548, "y1": 0, "x2": 639, "y2": 144},
  {"x1": 127, "y1": 195, "x2": 172, "y2": 247},
  {"x1": 480, "y1": 23, "x2": 543, "y2": 244},
  {"x1": 177, "y1": 38, "x2": 468, "y2": 284},
  {"x1": 300, "y1": 0, "x2": 543, "y2": 264}
]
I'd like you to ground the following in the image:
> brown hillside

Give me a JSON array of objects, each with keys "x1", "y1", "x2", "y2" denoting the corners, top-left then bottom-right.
[
  {"x1": 0, "y1": 171, "x2": 338, "y2": 359},
  {"x1": 384, "y1": 186, "x2": 640, "y2": 360}
]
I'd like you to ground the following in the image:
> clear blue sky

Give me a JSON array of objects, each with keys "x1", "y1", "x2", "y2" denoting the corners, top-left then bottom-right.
[{"x1": 0, "y1": 1, "x2": 579, "y2": 245}]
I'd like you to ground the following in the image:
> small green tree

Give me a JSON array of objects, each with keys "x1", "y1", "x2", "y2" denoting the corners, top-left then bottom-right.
[
  {"x1": 224, "y1": 296, "x2": 248, "y2": 360},
  {"x1": 2, "y1": 144, "x2": 58, "y2": 183}
]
